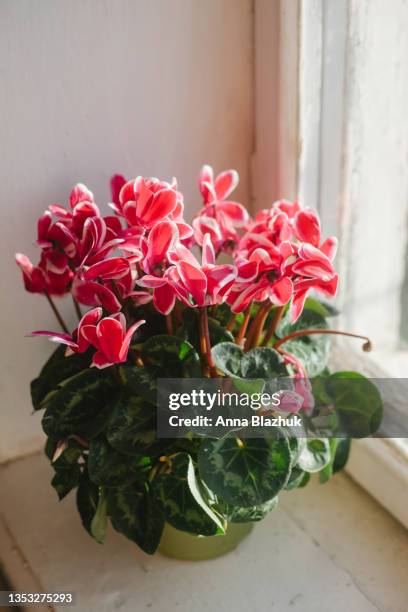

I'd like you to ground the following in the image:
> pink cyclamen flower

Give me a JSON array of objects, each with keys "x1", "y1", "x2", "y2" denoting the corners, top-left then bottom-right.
[
  {"x1": 228, "y1": 243, "x2": 294, "y2": 313},
  {"x1": 73, "y1": 255, "x2": 149, "y2": 313},
  {"x1": 168, "y1": 233, "x2": 237, "y2": 307},
  {"x1": 29, "y1": 307, "x2": 103, "y2": 353},
  {"x1": 197, "y1": 164, "x2": 249, "y2": 229},
  {"x1": 31, "y1": 307, "x2": 145, "y2": 369},
  {"x1": 136, "y1": 220, "x2": 180, "y2": 315},
  {"x1": 81, "y1": 313, "x2": 145, "y2": 368},
  {"x1": 15, "y1": 254, "x2": 46, "y2": 293},
  {"x1": 111, "y1": 176, "x2": 178, "y2": 229}
]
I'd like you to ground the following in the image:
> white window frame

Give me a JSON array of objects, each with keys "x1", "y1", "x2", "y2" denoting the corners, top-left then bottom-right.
[{"x1": 253, "y1": 0, "x2": 408, "y2": 528}]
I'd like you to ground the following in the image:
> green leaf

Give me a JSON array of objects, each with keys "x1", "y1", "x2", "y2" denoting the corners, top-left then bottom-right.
[
  {"x1": 153, "y1": 453, "x2": 226, "y2": 536},
  {"x1": 222, "y1": 496, "x2": 279, "y2": 523},
  {"x1": 177, "y1": 309, "x2": 235, "y2": 350},
  {"x1": 90, "y1": 490, "x2": 108, "y2": 544},
  {"x1": 49, "y1": 439, "x2": 82, "y2": 500},
  {"x1": 326, "y1": 372, "x2": 383, "y2": 437},
  {"x1": 76, "y1": 470, "x2": 100, "y2": 537},
  {"x1": 212, "y1": 342, "x2": 243, "y2": 376},
  {"x1": 142, "y1": 335, "x2": 201, "y2": 377},
  {"x1": 107, "y1": 485, "x2": 164, "y2": 554},
  {"x1": 51, "y1": 466, "x2": 80, "y2": 500},
  {"x1": 198, "y1": 437, "x2": 292, "y2": 507},
  {"x1": 304, "y1": 297, "x2": 339, "y2": 318},
  {"x1": 333, "y1": 438, "x2": 351, "y2": 472},
  {"x1": 241, "y1": 347, "x2": 288, "y2": 378},
  {"x1": 31, "y1": 345, "x2": 92, "y2": 410},
  {"x1": 278, "y1": 309, "x2": 330, "y2": 377},
  {"x1": 107, "y1": 393, "x2": 157, "y2": 456},
  {"x1": 41, "y1": 369, "x2": 117, "y2": 441},
  {"x1": 285, "y1": 467, "x2": 310, "y2": 490},
  {"x1": 297, "y1": 438, "x2": 331, "y2": 473},
  {"x1": 318, "y1": 437, "x2": 352, "y2": 483},
  {"x1": 88, "y1": 438, "x2": 150, "y2": 488},
  {"x1": 120, "y1": 365, "x2": 157, "y2": 404}
]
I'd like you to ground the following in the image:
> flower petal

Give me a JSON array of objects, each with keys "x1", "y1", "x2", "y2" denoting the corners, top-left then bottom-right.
[
  {"x1": 177, "y1": 261, "x2": 207, "y2": 306},
  {"x1": 142, "y1": 189, "x2": 177, "y2": 228},
  {"x1": 294, "y1": 208, "x2": 321, "y2": 246},
  {"x1": 119, "y1": 319, "x2": 146, "y2": 361},
  {"x1": 146, "y1": 220, "x2": 179, "y2": 270},
  {"x1": 96, "y1": 318, "x2": 124, "y2": 363},
  {"x1": 214, "y1": 170, "x2": 239, "y2": 200}
]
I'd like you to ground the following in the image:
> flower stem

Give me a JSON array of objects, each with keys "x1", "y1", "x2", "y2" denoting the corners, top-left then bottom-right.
[
  {"x1": 236, "y1": 307, "x2": 251, "y2": 346},
  {"x1": 165, "y1": 313, "x2": 174, "y2": 335},
  {"x1": 262, "y1": 305, "x2": 285, "y2": 346},
  {"x1": 72, "y1": 297, "x2": 82, "y2": 322},
  {"x1": 199, "y1": 307, "x2": 217, "y2": 376},
  {"x1": 226, "y1": 313, "x2": 237, "y2": 332},
  {"x1": 244, "y1": 302, "x2": 271, "y2": 351},
  {"x1": 44, "y1": 292, "x2": 69, "y2": 333},
  {"x1": 273, "y1": 328, "x2": 372, "y2": 352}
]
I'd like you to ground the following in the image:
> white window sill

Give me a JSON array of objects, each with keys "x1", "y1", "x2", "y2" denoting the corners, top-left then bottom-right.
[{"x1": 0, "y1": 452, "x2": 407, "y2": 612}]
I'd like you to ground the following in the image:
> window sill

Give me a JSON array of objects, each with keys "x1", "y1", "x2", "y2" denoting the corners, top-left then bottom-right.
[{"x1": 0, "y1": 452, "x2": 407, "y2": 612}]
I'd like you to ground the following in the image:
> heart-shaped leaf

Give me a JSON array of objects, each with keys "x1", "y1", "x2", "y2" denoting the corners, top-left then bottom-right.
[
  {"x1": 142, "y1": 335, "x2": 201, "y2": 377},
  {"x1": 241, "y1": 347, "x2": 288, "y2": 378},
  {"x1": 220, "y1": 496, "x2": 279, "y2": 523},
  {"x1": 212, "y1": 342, "x2": 243, "y2": 376},
  {"x1": 107, "y1": 485, "x2": 164, "y2": 554},
  {"x1": 107, "y1": 393, "x2": 157, "y2": 456},
  {"x1": 297, "y1": 438, "x2": 331, "y2": 473},
  {"x1": 76, "y1": 469, "x2": 100, "y2": 538},
  {"x1": 326, "y1": 372, "x2": 383, "y2": 437},
  {"x1": 88, "y1": 438, "x2": 150, "y2": 488},
  {"x1": 41, "y1": 369, "x2": 117, "y2": 440},
  {"x1": 31, "y1": 345, "x2": 92, "y2": 410},
  {"x1": 153, "y1": 452, "x2": 225, "y2": 536},
  {"x1": 198, "y1": 437, "x2": 292, "y2": 507},
  {"x1": 120, "y1": 365, "x2": 157, "y2": 404}
]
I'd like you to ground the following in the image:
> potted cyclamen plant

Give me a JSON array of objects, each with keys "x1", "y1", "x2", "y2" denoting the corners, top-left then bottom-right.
[{"x1": 16, "y1": 165, "x2": 381, "y2": 560}]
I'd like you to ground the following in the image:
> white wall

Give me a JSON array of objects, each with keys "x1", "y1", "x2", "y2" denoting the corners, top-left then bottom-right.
[{"x1": 0, "y1": 0, "x2": 253, "y2": 462}]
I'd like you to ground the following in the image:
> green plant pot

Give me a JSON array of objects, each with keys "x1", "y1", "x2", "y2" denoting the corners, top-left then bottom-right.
[{"x1": 158, "y1": 522, "x2": 254, "y2": 561}]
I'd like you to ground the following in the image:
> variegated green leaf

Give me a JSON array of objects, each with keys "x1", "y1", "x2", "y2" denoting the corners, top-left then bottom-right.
[
  {"x1": 88, "y1": 438, "x2": 150, "y2": 487},
  {"x1": 297, "y1": 438, "x2": 331, "y2": 473},
  {"x1": 107, "y1": 393, "x2": 157, "y2": 456},
  {"x1": 198, "y1": 437, "x2": 292, "y2": 507},
  {"x1": 41, "y1": 369, "x2": 117, "y2": 441},
  {"x1": 153, "y1": 453, "x2": 226, "y2": 536},
  {"x1": 241, "y1": 347, "x2": 287, "y2": 378},
  {"x1": 142, "y1": 335, "x2": 201, "y2": 377},
  {"x1": 31, "y1": 345, "x2": 92, "y2": 410},
  {"x1": 51, "y1": 466, "x2": 80, "y2": 500},
  {"x1": 90, "y1": 489, "x2": 108, "y2": 544},
  {"x1": 76, "y1": 470, "x2": 100, "y2": 538},
  {"x1": 107, "y1": 485, "x2": 164, "y2": 554},
  {"x1": 285, "y1": 466, "x2": 310, "y2": 490},
  {"x1": 120, "y1": 365, "x2": 157, "y2": 404},
  {"x1": 319, "y1": 438, "x2": 351, "y2": 483},
  {"x1": 221, "y1": 496, "x2": 279, "y2": 523},
  {"x1": 212, "y1": 342, "x2": 243, "y2": 376},
  {"x1": 50, "y1": 439, "x2": 82, "y2": 500}
]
